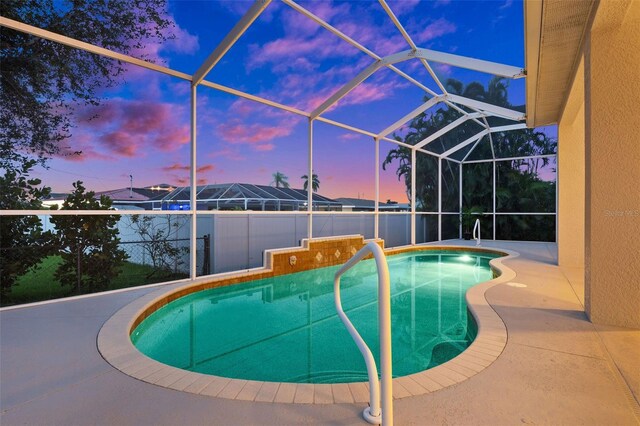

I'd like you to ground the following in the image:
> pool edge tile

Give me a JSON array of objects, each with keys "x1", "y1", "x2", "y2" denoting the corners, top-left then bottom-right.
[
  {"x1": 255, "y1": 382, "x2": 280, "y2": 403},
  {"x1": 313, "y1": 384, "x2": 333, "y2": 404},
  {"x1": 236, "y1": 380, "x2": 264, "y2": 402},
  {"x1": 274, "y1": 383, "x2": 297, "y2": 403},
  {"x1": 331, "y1": 384, "x2": 354, "y2": 404},
  {"x1": 218, "y1": 379, "x2": 247, "y2": 400},
  {"x1": 293, "y1": 384, "x2": 314, "y2": 404}
]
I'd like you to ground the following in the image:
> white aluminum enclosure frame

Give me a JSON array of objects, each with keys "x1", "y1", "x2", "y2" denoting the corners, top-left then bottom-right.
[{"x1": 0, "y1": 0, "x2": 558, "y2": 279}]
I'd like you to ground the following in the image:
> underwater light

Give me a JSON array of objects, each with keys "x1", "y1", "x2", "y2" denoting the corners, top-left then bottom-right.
[{"x1": 459, "y1": 255, "x2": 473, "y2": 262}]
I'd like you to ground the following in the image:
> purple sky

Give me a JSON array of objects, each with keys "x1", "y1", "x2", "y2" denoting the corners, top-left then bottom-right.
[{"x1": 30, "y1": 0, "x2": 556, "y2": 202}]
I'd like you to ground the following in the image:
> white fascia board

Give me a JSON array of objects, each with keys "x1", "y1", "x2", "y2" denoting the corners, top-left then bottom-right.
[
  {"x1": 414, "y1": 112, "x2": 483, "y2": 149},
  {"x1": 441, "y1": 130, "x2": 489, "y2": 158},
  {"x1": 446, "y1": 94, "x2": 526, "y2": 121},
  {"x1": 490, "y1": 123, "x2": 528, "y2": 132},
  {"x1": 377, "y1": 96, "x2": 442, "y2": 138},
  {"x1": 193, "y1": 0, "x2": 271, "y2": 85},
  {"x1": 310, "y1": 61, "x2": 382, "y2": 118},
  {"x1": 416, "y1": 48, "x2": 525, "y2": 79}
]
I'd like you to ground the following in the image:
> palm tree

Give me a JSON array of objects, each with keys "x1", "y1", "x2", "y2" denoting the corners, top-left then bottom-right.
[
  {"x1": 301, "y1": 172, "x2": 320, "y2": 192},
  {"x1": 271, "y1": 171, "x2": 290, "y2": 188},
  {"x1": 382, "y1": 76, "x2": 557, "y2": 213}
]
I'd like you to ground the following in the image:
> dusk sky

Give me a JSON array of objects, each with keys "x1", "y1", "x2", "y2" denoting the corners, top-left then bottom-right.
[{"x1": 30, "y1": 0, "x2": 556, "y2": 202}]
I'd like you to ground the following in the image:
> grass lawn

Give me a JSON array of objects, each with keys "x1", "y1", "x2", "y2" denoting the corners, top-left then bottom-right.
[{"x1": 3, "y1": 256, "x2": 188, "y2": 307}]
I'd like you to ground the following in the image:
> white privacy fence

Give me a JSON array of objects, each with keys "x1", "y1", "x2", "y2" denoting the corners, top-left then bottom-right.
[{"x1": 196, "y1": 213, "x2": 426, "y2": 274}]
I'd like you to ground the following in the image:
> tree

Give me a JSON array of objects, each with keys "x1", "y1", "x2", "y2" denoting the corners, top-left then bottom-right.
[
  {"x1": 0, "y1": 0, "x2": 175, "y2": 172},
  {"x1": 301, "y1": 172, "x2": 320, "y2": 192},
  {"x1": 0, "y1": 160, "x2": 53, "y2": 298},
  {"x1": 383, "y1": 77, "x2": 557, "y2": 216},
  {"x1": 125, "y1": 215, "x2": 188, "y2": 278},
  {"x1": 271, "y1": 171, "x2": 290, "y2": 188},
  {"x1": 50, "y1": 181, "x2": 127, "y2": 293}
]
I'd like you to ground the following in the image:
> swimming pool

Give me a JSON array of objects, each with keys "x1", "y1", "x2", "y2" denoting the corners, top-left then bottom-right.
[{"x1": 131, "y1": 250, "x2": 500, "y2": 384}]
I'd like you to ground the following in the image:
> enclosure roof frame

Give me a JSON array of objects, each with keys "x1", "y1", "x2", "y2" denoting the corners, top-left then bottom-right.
[{"x1": 0, "y1": 0, "x2": 529, "y2": 163}]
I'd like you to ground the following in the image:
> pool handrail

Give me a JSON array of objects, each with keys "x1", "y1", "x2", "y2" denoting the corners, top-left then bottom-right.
[
  {"x1": 334, "y1": 241, "x2": 393, "y2": 426},
  {"x1": 473, "y1": 218, "x2": 481, "y2": 246}
]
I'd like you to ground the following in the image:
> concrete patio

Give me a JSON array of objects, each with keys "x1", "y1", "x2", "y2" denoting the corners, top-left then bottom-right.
[{"x1": 1, "y1": 240, "x2": 638, "y2": 425}]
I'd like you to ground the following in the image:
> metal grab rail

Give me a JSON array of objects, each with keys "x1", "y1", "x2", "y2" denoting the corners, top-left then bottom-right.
[
  {"x1": 334, "y1": 241, "x2": 393, "y2": 425},
  {"x1": 473, "y1": 218, "x2": 481, "y2": 246}
]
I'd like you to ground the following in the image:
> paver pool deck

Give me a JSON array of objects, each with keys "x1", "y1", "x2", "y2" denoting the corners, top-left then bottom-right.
[{"x1": 1, "y1": 240, "x2": 639, "y2": 425}]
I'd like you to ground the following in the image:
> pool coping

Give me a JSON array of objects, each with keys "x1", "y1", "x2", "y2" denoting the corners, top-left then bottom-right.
[{"x1": 97, "y1": 242, "x2": 518, "y2": 404}]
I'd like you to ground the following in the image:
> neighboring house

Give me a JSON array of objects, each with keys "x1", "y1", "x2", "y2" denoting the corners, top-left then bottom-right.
[
  {"x1": 40, "y1": 192, "x2": 72, "y2": 209},
  {"x1": 335, "y1": 197, "x2": 409, "y2": 212},
  {"x1": 40, "y1": 185, "x2": 175, "y2": 210},
  {"x1": 157, "y1": 183, "x2": 342, "y2": 211},
  {"x1": 43, "y1": 184, "x2": 414, "y2": 212},
  {"x1": 42, "y1": 183, "x2": 341, "y2": 211},
  {"x1": 96, "y1": 184, "x2": 175, "y2": 210}
]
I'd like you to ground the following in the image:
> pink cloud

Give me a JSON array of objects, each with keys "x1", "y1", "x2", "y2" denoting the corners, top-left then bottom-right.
[
  {"x1": 247, "y1": 27, "x2": 359, "y2": 70},
  {"x1": 55, "y1": 134, "x2": 112, "y2": 162},
  {"x1": 126, "y1": 12, "x2": 199, "y2": 64},
  {"x1": 434, "y1": 63, "x2": 453, "y2": 76},
  {"x1": 216, "y1": 121, "x2": 292, "y2": 150},
  {"x1": 155, "y1": 125, "x2": 190, "y2": 151},
  {"x1": 338, "y1": 76, "x2": 410, "y2": 108},
  {"x1": 280, "y1": 6, "x2": 321, "y2": 36},
  {"x1": 163, "y1": 24, "x2": 200, "y2": 54},
  {"x1": 162, "y1": 163, "x2": 189, "y2": 172},
  {"x1": 272, "y1": 56, "x2": 319, "y2": 73},
  {"x1": 339, "y1": 133, "x2": 362, "y2": 140},
  {"x1": 328, "y1": 18, "x2": 405, "y2": 56},
  {"x1": 208, "y1": 148, "x2": 245, "y2": 161},
  {"x1": 101, "y1": 131, "x2": 137, "y2": 157},
  {"x1": 229, "y1": 99, "x2": 289, "y2": 120},
  {"x1": 305, "y1": 2, "x2": 350, "y2": 23},
  {"x1": 386, "y1": 0, "x2": 421, "y2": 16},
  {"x1": 254, "y1": 143, "x2": 275, "y2": 152},
  {"x1": 415, "y1": 18, "x2": 457, "y2": 44},
  {"x1": 162, "y1": 163, "x2": 215, "y2": 173},
  {"x1": 373, "y1": 35, "x2": 409, "y2": 56},
  {"x1": 345, "y1": 83, "x2": 387, "y2": 105},
  {"x1": 290, "y1": 62, "x2": 411, "y2": 113},
  {"x1": 229, "y1": 100, "x2": 255, "y2": 116},
  {"x1": 162, "y1": 163, "x2": 216, "y2": 187},
  {"x1": 69, "y1": 99, "x2": 189, "y2": 160}
]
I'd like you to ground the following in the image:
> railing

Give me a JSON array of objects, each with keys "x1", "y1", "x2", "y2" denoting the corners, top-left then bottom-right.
[
  {"x1": 334, "y1": 241, "x2": 393, "y2": 425},
  {"x1": 473, "y1": 218, "x2": 481, "y2": 246}
]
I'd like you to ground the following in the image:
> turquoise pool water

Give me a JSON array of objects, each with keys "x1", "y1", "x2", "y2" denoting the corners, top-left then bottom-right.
[{"x1": 132, "y1": 250, "x2": 499, "y2": 383}]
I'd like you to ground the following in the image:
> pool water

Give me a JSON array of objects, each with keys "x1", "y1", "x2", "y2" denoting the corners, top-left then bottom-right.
[{"x1": 132, "y1": 250, "x2": 499, "y2": 383}]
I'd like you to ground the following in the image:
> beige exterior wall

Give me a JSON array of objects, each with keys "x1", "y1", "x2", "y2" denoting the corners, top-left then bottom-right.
[
  {"x1": 584, "y1": 0, "x2": 640, "y2": 328},
  {"x1": 558, "y1": 58, "x2": 586, "y2": 305},
  {"x1": 558, "y1": 59, "x2": 585, "y2": 270}
]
